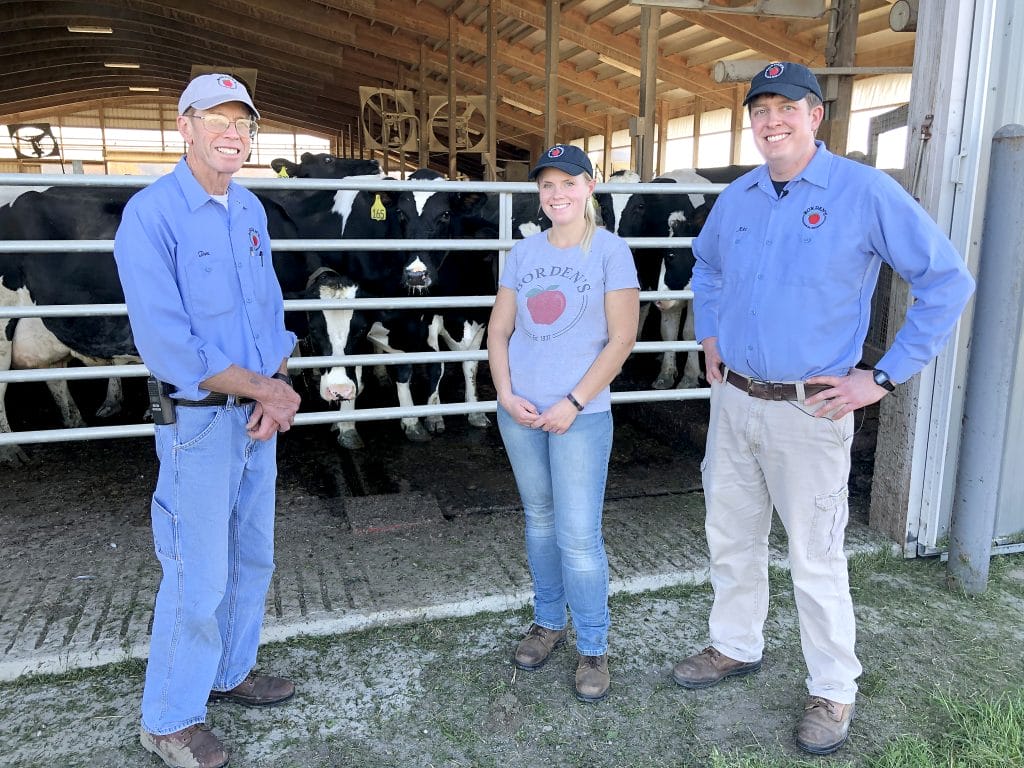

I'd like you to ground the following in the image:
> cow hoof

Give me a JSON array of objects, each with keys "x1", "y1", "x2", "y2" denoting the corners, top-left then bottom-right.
[
  {"x1": 0, "y1": 444, "x2": 32, "y2": 468},
  {"x1": 468, "y1": 412, "x2": 491, "y2": 428},
  {"x1": 677, "y1": 375, "x2": 700, "y2": 389},
  {"x1": 403, "y1": 423, "x2": 432, "y2": 443},
  {"x1": 425, "y1": 415, "x2": 445, "y2": 434},
  {"x1": 336, "y1": 430, "x2": 364, "y2": 450},
  {"x1": 95, "y1": 403, "x2": 122, "y2": 419},
  {"x1": 653, "y1": 373, "x2": 677, "y2": 390}
]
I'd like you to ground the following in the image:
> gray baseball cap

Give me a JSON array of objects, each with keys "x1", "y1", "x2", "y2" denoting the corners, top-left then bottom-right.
[{"x1": 178, "y1": 73, "x2": 260, "y2": 119}]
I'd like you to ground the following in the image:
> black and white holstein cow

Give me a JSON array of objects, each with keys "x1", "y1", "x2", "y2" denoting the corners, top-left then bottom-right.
[
  {"x1": 269, "y1": 153, "x2": 446, "y2": 448},
  {"x1": 602, "y1": 166, "x2": 752, "y2": 389},
  {"x1": 0, "y1": 184, "x2": 140, "y2": 466},
  {"x1": 0, "y1": 155, "x2": 388, "y2": 465}
]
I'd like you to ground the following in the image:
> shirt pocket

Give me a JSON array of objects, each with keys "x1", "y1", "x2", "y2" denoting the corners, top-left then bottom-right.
[{"x1": 184, "y1": 250, "x2": 237, "y2": 317}]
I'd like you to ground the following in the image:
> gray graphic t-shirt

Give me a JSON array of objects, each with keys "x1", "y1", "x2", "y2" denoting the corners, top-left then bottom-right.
[{"x1": 499, "y1": 227, "x2": 639, "y2": 412}]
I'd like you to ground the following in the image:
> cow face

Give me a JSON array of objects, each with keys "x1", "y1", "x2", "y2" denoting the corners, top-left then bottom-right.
[{"x1": 305, "y1": 268, "x2": 368, "y2": 404}]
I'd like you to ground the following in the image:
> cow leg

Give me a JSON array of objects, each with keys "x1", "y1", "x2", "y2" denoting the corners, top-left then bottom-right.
[
  {"x1": 95, "y1": 376, "x2": 123, "y2": 418},
  {"x1": 678, "y1": 301, "x2": 702, "y2": 389},
  {"x1": 0, "y1": 318, "x2": 31, "y2": 467},
  {"x1": 395, "y1": 373, "x2": 430, "y2": 442},
  {"x1": 332, "y1": 398, "x2": 365, "y2": 450},
  {"x1": 422, "y1": 315, "x2": 446, "y2": 435},
  {"x1": 441, "y1": 318, "x2": 489, "y2": 428},
  {"x1": 654, "y1": 301, "x2": 682, "y2": 390},
  {"x1": 13, "y1": 317, "x2": 88, "y2": 428}
]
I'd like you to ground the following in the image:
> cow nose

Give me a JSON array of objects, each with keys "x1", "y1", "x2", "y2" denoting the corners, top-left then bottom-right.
[
  {"x1": 655, "y1": 299, "x2": 679, "y2": 311},
  {"x1": 405, "y1": 267, "x2": 431, "y2": 288},
  {"x1": 321, "y1": 376, "x2": 357, "y2": 402}
]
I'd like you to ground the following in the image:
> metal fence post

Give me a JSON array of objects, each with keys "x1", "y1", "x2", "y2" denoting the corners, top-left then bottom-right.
[{"x1": 948, "y1": 124, "x2": 1024, "y2": 594}]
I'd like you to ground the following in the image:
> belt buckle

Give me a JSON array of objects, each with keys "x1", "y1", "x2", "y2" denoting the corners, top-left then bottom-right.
[{"x1": 748, "y1": 377, "x2": 767, "y2": 399}]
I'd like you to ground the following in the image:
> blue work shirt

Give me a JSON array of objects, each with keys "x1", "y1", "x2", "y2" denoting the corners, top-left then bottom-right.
[
  {"x1": 114, "y1": 158, "x2": 296, "y2": 400},
  {"x1": 691, "y1": 141, "x2": 975, "y2": 384}
]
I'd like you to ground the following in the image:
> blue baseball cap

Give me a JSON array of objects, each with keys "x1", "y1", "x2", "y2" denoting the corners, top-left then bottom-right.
[
  {"x1": 178, "y1": 73, "x2": 260, "y2": 119},
  {"x1": 743, "y1": 62, "x2": 822, "y2": 106},
  {"x1": 529, "y1": 144, "x2": 594, "y2": 180}
]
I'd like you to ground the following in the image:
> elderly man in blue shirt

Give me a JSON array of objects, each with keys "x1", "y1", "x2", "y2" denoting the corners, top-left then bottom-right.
[
  {"x1": 672, "y1": 62, "x2": 975, "y2": 755},
  {"x1": 114, "y1": 73, "x2": 301, "y2": 768}
]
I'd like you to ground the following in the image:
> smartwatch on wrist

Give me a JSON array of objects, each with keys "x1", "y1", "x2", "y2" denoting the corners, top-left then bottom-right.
[
  {"x1": 272, "y1": 372, "x2": 293, "y2": 387},
  {"x1": 872, "y1": 368, "x2": 895, "y2": 392}
]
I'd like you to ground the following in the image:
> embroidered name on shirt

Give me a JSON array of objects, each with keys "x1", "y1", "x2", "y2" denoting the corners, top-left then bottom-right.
[{"x1": 802, "y1": 206, "x2": 827, "y2": 229}]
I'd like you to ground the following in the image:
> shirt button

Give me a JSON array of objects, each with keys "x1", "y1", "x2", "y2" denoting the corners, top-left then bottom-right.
[
  {"x1": 245, "y1": 298, "x2": 253, "y2": 304},
  {"x1": 765, "y1": 240, "x2": 772, "y2": 245}
]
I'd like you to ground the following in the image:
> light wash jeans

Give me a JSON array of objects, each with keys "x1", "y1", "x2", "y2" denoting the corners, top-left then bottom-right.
[
  {"x1": 497, "y1": 407, "x2": 613, "y2": 656},
  {"x1": 141, "y1": 400, "x2": 278, "y2": 735},
  {"x1": 702, "y1": 378, "x2": 861, "y2": 704}
]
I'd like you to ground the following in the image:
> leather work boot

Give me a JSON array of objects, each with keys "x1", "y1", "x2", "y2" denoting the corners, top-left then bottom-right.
[
  {"x1": 140, "y1": 723, "x2": 229, "y2": 768},
  {"x1": 795, "y1": 696, "x2": 855, "y2": 755},
  {"x1": 575, "y1": 653, "x2": 610, "y2": 703},
  {"x1": 208, "y1": 673, "x2": 295, "y2": 707},
  {"x1": 513, "y1": 623, "x2": 567, "y2": 671},
  {"x1": 672, "y1": 646, "x2": 762, "y2": 689}
]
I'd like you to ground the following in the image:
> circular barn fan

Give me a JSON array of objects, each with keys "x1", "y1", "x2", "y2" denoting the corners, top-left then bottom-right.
[
  {"x1": 427, "y1": 95, "x2": 487, "y2": 153},
  {"x1": 358, "y1": 87, "x2": 419, "y2": 152}
]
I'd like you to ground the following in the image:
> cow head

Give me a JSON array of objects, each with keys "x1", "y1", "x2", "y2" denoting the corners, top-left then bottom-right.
[
  {"x1": 304, "y1": 267, "x2": 368, "y2": 404},
  {"x1": 271, "y1": 153, "x2": 381, "y2": 179}
]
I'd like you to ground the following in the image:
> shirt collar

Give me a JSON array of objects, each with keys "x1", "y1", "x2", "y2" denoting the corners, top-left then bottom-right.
[
  {"x1": 173, "y1": 156, "x2": 240, "y2": 212},
  {"x1": 746, "y1": 140, "x2": 835, "y2": 195}
]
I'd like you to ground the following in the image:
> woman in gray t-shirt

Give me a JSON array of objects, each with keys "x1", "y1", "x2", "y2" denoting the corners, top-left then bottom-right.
[{"x1": 487, "y1": 144, "x2": 639, "y2": 703}]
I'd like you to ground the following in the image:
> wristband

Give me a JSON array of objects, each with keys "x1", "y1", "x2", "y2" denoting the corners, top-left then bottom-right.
[
  {"x1": 566, "y1": 393, "x2": 584, "y2": 412},
  {"x1": 272, "y1": 372, "x2": 293, "y2": 386}
]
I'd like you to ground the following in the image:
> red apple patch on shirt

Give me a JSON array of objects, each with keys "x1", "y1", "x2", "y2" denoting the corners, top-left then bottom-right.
[{"x1": 526, "y1": 285, "x2": 566, "y2": 325}]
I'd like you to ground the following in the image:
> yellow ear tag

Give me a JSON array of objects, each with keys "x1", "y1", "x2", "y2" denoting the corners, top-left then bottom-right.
[
  {"x1": 276, "y1": 166, "x2": 290, "y2": 178},
  {"x1": 370, "y1": 194, "x2": 387, "y2": 221}
]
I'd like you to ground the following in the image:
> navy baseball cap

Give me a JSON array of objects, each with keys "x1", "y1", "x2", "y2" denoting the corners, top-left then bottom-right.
[
  {"x1": 178, "y1": 73, "x2": 260, "y2": 119},
  {"x1": 529, "y1": 144, "x2": 594, "y2": 180},
  {"x1": 743, "y1": 62, "x2": 822, "y2": 106}
]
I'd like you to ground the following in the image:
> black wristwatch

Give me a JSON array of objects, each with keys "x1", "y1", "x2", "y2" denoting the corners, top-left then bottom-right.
[
  {"x1": 872, "y1": 368, "x2": 895, "y2": 392},
  {"x1": 272, "y1": 372, "x2": 293, "y2": 386}
]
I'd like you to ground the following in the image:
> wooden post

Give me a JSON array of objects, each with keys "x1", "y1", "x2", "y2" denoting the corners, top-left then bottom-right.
[
  {"x1": 544, "y1": 1, "x2": 559, "y2": 149},
  {"x1": 485, "y1": 1, "x2": 498, "y2": 181},
  {"x1": 638, "y1": 7, "x2": 659, "y2": 180},
  {"x1": 447, "y1": 15, "x2": 458, "y2": 179}
]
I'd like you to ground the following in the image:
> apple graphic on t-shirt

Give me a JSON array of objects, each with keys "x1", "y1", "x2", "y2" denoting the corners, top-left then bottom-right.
[{"x1": 526, "y1": 285, "x2": 566, "y2": 324}]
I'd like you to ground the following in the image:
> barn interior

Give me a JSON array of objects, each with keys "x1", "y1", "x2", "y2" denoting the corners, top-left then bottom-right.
[
  {"x1": 0, "y1": 0, "x2": 925, "y2": 681},
  {"x1": 1, "y1": 1, "x2": 918, "y2": 179}
]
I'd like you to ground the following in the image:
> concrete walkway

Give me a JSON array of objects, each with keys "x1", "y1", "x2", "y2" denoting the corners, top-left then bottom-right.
[{"x1": 0, "y1": 486, "x2": 889, "y2": 682}]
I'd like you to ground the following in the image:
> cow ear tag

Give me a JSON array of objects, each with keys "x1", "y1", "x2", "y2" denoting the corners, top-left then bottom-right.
[
  {"x1": 276, "y1": 165, "x2": 291, "y2": 178},
  {"x1": 370, "y1": 194, "x2": 387, "y2": 221}
]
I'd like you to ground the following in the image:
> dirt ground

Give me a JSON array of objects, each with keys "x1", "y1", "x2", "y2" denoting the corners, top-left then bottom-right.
[
  {"x1": 2, "y1": 555, "x2": 1023, "y2": 768},
  {"x1": 0, "y1": 354, "x2": 907, "y2": 768}
]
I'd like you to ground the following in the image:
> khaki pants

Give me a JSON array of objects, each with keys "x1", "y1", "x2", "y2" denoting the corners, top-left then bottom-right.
[{"x1": 702, "y1": 377, "x2": 861, "y2": 704}]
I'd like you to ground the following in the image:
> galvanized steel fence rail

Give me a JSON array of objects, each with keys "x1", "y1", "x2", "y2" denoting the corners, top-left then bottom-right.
[{"x1": 0, "y1": 173, "x2": 724, "y2": 446}]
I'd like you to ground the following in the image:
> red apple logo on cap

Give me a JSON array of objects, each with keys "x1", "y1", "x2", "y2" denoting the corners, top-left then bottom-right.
[{"x1": 526, "y1": 285, "x2": 566, "y2": 325}]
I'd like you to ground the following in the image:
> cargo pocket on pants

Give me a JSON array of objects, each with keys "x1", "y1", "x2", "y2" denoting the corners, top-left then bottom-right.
[
  {"x1": 807, "y1": 486, "x2": 849, "y2": 560},
  {"x1": 150, "y1": 497, "x2": 181, "y2": 562}
]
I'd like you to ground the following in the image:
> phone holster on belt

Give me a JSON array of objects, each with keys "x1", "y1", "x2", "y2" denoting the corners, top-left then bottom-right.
[{"x1": 147, "y1": 376, "x2": 177, "y2": 425}]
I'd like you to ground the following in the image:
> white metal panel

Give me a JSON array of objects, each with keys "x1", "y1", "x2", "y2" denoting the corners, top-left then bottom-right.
[{"x1": 915, "y1": 0, "x2": 1024, "y2": 551}]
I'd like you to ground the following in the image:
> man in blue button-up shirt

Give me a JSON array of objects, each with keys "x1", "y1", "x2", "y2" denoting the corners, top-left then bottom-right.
[
  {"x1": 672, "y1": 62, "x2": 974, "y2": 756},
  {"x1": 115, "y1": 73, "x2": 301, "y2": 768}
]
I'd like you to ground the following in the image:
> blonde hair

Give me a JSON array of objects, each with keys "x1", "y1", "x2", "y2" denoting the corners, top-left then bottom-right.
[{"x1": 580, "y1": 173, "x2": 598, "y2": 255}]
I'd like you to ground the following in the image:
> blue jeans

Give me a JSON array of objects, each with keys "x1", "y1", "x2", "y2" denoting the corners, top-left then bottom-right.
[
  {"x1": 497, "y1": 407, "x2": 613, "y2": 656},
  {"x1": 141, "y1": 401, "x2": 278, "y2": 735}
]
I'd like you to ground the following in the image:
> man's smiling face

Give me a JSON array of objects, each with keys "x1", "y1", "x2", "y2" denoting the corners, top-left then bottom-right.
[{"x1": 748, "y1": 93, "x2": 824, "y2": 179}]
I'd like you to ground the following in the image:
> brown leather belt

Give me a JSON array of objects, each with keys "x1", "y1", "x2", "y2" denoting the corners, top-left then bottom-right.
[
  {"x1": 176, "y1": 393, "x2": 254, "y2": 407},
  {"x1": 725, "y1": 369, "x2": 829, "y2": 401}
]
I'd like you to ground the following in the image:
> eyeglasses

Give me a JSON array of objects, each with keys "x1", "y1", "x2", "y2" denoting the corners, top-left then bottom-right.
[{"x1": 187, "y1": 113, "x2": 257, "y2": 139}]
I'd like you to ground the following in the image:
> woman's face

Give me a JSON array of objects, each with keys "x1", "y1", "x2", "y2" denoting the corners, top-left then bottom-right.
[{"x1": 536, "y1": 167, "x2": 595, "y2": 227}]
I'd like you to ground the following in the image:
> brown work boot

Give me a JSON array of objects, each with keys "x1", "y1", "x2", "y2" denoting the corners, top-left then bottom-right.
[
  {"x1": 795, "y1": 696, "x2": 855, "y2": 755},
  {"x1": 208, "y1": 673, "x2": 295, "y2": 707},
  {"x1": 575, "y1": 653, "x2": 610, "y2": 703},
  {"x1": 672, "y1": 646, "x2": 762, "y2": 689},
  {"x1": 513, "y1": 623, "x2": 567, "y2": 670},
  {"x1": 140, "y1": 723, "x2": 229, "y2": 768}
]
